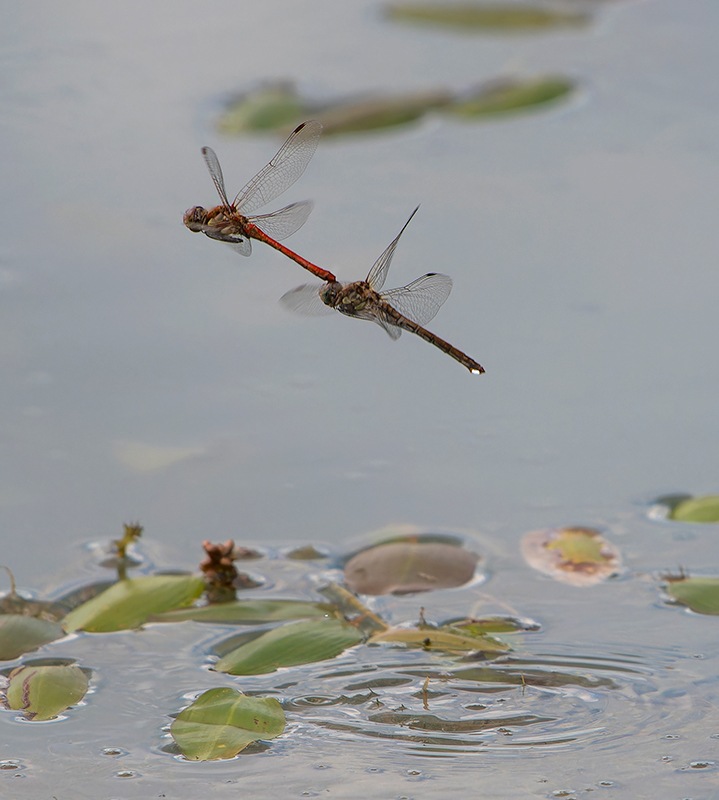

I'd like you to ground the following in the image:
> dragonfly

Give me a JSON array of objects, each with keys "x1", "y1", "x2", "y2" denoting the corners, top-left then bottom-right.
[
  {"x1": 183, "y1": 120, "x2": 336, "y2": 282},
  {"x1": 281, "y1": 207, "x2": 485, "y2": 374}
]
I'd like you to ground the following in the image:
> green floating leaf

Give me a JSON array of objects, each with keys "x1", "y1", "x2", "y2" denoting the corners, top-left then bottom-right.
[
  {"x1": 449, "y1": 77, "x2": 574, "y2": 117},
  {"x1": 6, "y1": 662, "x2": 89, "y2": 720},
  {"x1": 385, "y1": 2, "x2": 590, "y2": 31},
  {"x1": 344, "y1": 541, "x2": 478, "y2": 595},
  {"x1": 215, "y1": 618, "x2": 363, "y2": 676},
  {"x1": 171, "y1": 687, "x2": 285, "y2": 760},
  {"x1": 217, "y1": 83, "x2": 306, "y2": 134},
  {"x1": 668, "y1": 495, "x2": 719, "y2": 523},
  {"x1": 369, "y1": 625, "x2": 508, "y2": 655},
  {"x1": 63, "y1": 575, "x2": 205, "y2": 633},
  {"x1": 664, "y1": 576, "x2": 719, "y2": 615},
  {"x1": 0, "y1": 615, "x2": 65, "y2": 660},
  {"x1": 152, "y1": 599, "x2": 330, "y2": 625}
]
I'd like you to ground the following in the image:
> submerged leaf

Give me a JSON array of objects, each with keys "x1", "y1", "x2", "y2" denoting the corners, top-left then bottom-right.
[
  {"x1": 385, "y1": 2, "x2": 590, "y2": 31},
  {"x1": 152, "y1": 599, "x2": 330, "y2": 624},
  {"x1": 171, "y1": 688, "x2": 285, "y2": 760},
  {"x1": 214, "y1": 618, "x2": 363, "y2": 676},
  {"x1": 521, "y1": 527, "x2": 621, "y2": 586},
  {"x1": 344, "y1": 541, "x2": 479, "y2": 595},
  {"x1": 664, "y1": 576, "x2": 719, "y2": 615},
  {"x1": 62, "y1": 575, "x2": 205, "y2": 633},
  {"x1": 6, "y1": 662, "x2": 89, "y2": 720},
  {"x1": 449, "y1": 76, "x2": 574, "y2": 117},
  {"x1": 369, "y1": 625, "x2": 508, "y2": 655},
  {"x1": 0, "y1": 615, "x2": 65, "y2": 660},
  {"x1": 668, "y1": 495, "x2": 719, "y2": 523}
]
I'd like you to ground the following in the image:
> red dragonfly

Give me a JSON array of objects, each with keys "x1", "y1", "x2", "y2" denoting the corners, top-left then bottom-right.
[
  {"x1": 281, "y1": 208, "x2": 485, "y2": 374},
  {"x1": 183, "y1": 120, "x2": 336, "y2": 282}
]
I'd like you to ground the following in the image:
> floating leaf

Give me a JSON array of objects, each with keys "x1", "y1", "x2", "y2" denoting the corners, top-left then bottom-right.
[
  {"x1": 668, "y1": 495, "x2": 719, "y2": 523},
  {"x1": 217, "y1": 83, "x2": 306, "y2": 134},
  {"x1": 170, "y1": 688, "x2": 285, "y2": 760},
  {"x1": 214, "y1": 618, "x2": 363, "y2": 676},
  {"x1": 369, "y1": 625, "x2": 508, "y2": 654},
  {"x1": 6, "y1": 661, "x2": 89, "y2": 720},
  {"x1": 344, "y1": 541, "x2": 479, "y2": 595},
  {"x1": 63, "y1": 575, "x2": 205, "y2": 633},
  {"x1": 385, "y1": 2, "x2": 590, "y2": 31},
  {"x1": 152, "y1": 599, "x2": 330, "y2": 624},
  {"x1": 449, "y1": 77, "x2": 574, "y2": 117},
  {"x1": 0, "y1": 615, "x2": 65, "y2": 660},
  {"x1": 521, "y1": 527, "x2": 621, "y2": 586},
  {"x1": 664, "y1": 576, "x2": 719, "y2": 615}
]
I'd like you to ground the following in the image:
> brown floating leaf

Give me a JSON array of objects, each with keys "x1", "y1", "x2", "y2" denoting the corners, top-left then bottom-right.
[
  {"x1": 521, "y1": 527, "x2": 621, "y2": 586},
  {"x1": 344, "y1": 542, "x2": 479, "y2": 595}
]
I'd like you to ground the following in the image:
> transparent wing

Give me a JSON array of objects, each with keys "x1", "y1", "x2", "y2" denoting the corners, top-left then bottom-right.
[
  {"x1": 201, "y1": 146, "x2": 232, "y2": 210},
  {"x1": 234, "y1": 120, "x2": 323, "y2": 215},
  {"x1": 198, "y1": 224, "x2": 252, "y2": 256},
  {"x1": 366, "y1": 206, "x2": 420, "y2": 292},
  {"x1": 381, "y1": 273, "x2": 452, "y2": 327},
  {"x1": 280, "y1": 284, "x2": 334, "y2": 316},
  {"x1": 334, "y1": 301, "x2": 403, "y2": 340},
  {"x1": 248, "y1": 200, "x2": 313, "y2": 241}
]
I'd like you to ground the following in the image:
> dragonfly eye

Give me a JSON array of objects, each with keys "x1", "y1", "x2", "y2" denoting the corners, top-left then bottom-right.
[{"x1": 183, "y1": 207, "x2": 207, "y2": 231}]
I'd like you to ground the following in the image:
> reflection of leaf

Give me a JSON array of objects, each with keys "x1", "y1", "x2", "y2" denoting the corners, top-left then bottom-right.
[
  {"x1": 521, "y1": 527, "x2": 621, "y2": 586},
  {"x1": 669, "y1": 495, "x2": 719, "y2": 523},
  {"x1": 171, "y1": 688, "x2": 285, "y2": 760},
  {"x1": 0, "y1": 615, "x2": 65, "y2": 660},
  {"x1": 369, "y1": 625, "x2": 508, "y2": 655},
  {"x1": 215, "y1": 618, "x2": 363, "y2": 676},
  {"x1": 449, "y1": 77, "x2": 574, "y2": 117},
  {"x1": 664, "y1": 576, "x2": 719, "y2": 615},
  {"x1": 63, "y1": 575, "x2": 205, "y2": 632},
  {"x1": 152, "y1": 599, "x2": 330, "y2": 624},
  {"x1": 6, "y1": 662, "x2": 89, "y2": 720},
  {"x1": 385, "y1": 2, "x2": 590, "y2": 31},
  {"x1": 344, "y1": 542, "x2": 478, "y2": 595}
]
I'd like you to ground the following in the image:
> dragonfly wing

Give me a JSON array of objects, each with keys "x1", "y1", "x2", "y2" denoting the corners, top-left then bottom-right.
[
  {"x1": 366, "y1": 206, "x2": 420, "y2": 292},
  {"x1": 381, "y1": 273, "x2": 452, "y2": 327},
  {"x1": 201, "y1": 147, "x2": 232, "y2": 209},
  {"x1": 248, "y1": 200, "x2": 313, "y2": 241},
  {"x1": 341, "y1": 305, "x2": 403, "y2": 340},
  {"x1": 199, "y1": 225, "x2": 253, "y2": 256},
  {"x1": 234, "y1": 120, "x2": 323, "y2": 215},
  {"x1": 280, "y1": 284, "x2": 334, "y2": 317}
]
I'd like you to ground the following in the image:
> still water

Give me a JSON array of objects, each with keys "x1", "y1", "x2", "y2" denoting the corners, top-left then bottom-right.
[{"x1": 1, "y1": 1, "x2": 719, "y2": 797}]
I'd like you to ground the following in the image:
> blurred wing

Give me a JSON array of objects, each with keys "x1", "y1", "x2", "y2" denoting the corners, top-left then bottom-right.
[
  {"x1": 234, "y1": 120, "x2": 323, "y2": 214},
  {"x1": 366, "y1": 206, "x2": 420, "y2": 292},
  {"x1": 280, "y1": 284, "x2": 334, "y2": 317},
  {"x1": 201, "y1": 147, "x2": 232, "y2": 210},
  {"x1": 199, "y1": 225, "x2": 252, "y2": 256},
  {"x1": 248, "y1": 200, "x2": 313, "y2": 241},
  {"x1": 381, "y1": 273, "x2": 452, "y2": 327}
]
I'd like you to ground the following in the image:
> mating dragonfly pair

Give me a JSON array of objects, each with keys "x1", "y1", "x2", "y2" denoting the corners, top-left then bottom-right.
[{"x1": 183, "y1": 120, "x2": 484, "y2": 374}]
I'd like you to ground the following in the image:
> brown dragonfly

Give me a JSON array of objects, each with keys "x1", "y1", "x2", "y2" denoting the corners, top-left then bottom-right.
[
  {"x1": 281, "y1": 207, "x2": 485, "y2": 374},
  {"x1": 183, "y1": 120, "x2": 336, "y2": 282}
]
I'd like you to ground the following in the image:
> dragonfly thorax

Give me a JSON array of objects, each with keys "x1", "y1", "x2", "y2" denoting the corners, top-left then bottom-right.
[{"x1": 321, "y1": 281, "x2": 379, "y2": 316}]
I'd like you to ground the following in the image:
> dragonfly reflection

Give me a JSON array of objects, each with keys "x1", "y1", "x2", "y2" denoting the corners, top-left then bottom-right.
[{"x1": 281, "y1": 207, "x2": 485, "y2": 374}]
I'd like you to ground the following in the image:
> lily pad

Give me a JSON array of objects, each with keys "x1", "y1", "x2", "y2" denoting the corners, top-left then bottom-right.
[
  {"x1": 214, "y1": 618, "x2": 363, "y2": 676},
  {"x1": 0, "y1": 615, "x2": 65, "y2": 660},
  {"x1": 151, "y1": 599, "x2": 330, "y2": 624},
  {"x1": 344, "y1": 541, "x2": 479, "y2": 595},
  {"x1": 5, "y1": 661, "x2": 89, "y2": 720},
  {"x1": 668, "y1": 495, "x2": 719, "y2": 523},
  {"x1": 170, "y1": 688, "x2": 285, "y2": 760},
  {"x1": 449, "y1": 76, "x2": 574, "y2": 117},
  {"x1": 664, "y1": 576, "x2": 719, "y2": 615},
  {"x1": 385, "y1": 2, "x2": 590, "y2": 32},
  {"x1": 521, "y1": 527, "x2": 621, "y2": 586},
  {"x1": 62, "y1": 574, "x2": 205, "y2": 632}
]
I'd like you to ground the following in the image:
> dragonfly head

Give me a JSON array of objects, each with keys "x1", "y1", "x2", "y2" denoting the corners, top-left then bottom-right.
[
  {"x1": 183, "y1": 206, "x2": 208, "y2": 232},
  {"x1": 319, "y1": 281, "x2": 343, "y2": 309}
]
